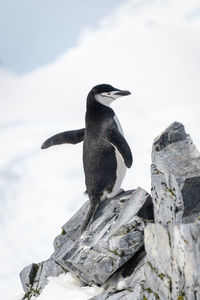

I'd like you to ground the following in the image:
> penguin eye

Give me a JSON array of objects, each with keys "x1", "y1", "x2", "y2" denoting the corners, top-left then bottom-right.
[{"x1": 107, "y1": 93, "x2": 111, "y2": 95}]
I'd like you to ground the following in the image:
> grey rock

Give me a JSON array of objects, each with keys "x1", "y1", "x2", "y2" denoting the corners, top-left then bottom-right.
[
  {"x1": 20, "y1": 258, "x2": 66, "y2": 298},
  {"x1": 20, "y1": 188, "x2": 153, "y2": 298},
  {"x1": 20, "y1": 263, "x2": 39, "y2": 293},
  {"x1": 90, "y1": 285, "x2": 143, "y2": 300},
  {"x1": 91, "y1": 283, "x2": 144, "y2": 300},
  {"x1": 91, "y1": 248, "x2": 146, "y2": 300},
  {"x1": 53, "y1": 188, "x2": 153, "y2": 285},
  {"x1": 90, "y1": 291, "x2": 114, "y2": 300},
  {"x1": 53, "y1": 200, "x2": 90, "y2": 251},
  {"x1": 151, "y1": 121, "x2": 200, "y2": 224},
  {"x1": 94, "y1": 290, "x2": 140, "y2": 300},
  {"x1": 35, "y1": 259, "x2": 65, "y2": 292},
  {"x1": 144, "y1": 223, "x2": 200, "y2": 300},
  {"x1": 103, "y1": 247, "x2": 146, "y2": 290}
]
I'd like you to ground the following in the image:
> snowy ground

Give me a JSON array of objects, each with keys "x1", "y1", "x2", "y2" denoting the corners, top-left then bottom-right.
[
  {"x1": 16, "y1": 273, "x2": 103, "y2": 300},
  {"x1": 36, "y1": 274, "x2": 103, "y2": 300},
  {"x1": 0, "y1": 0, "x2": 200, "y2": 299}
]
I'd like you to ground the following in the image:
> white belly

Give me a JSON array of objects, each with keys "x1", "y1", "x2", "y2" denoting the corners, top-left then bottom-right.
[{"x1": 102, "y1": 115, "x2": 127, "y2": 199}]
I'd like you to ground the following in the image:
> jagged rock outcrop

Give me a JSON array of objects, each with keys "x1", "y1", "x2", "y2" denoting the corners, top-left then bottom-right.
[
  {"x1": 142, "y1": 122, "x2": 200, "y2": 300},
  {"x1": 151, "y1": 121, "x2": 200, "y2": 224},
  {"x1": 53, "y1": 188, "x2": 153, "y2": 286},
  {"x1": 20, "y1": 121, "x2": 200, "y2": 300},
  {"x1": 20, "y1": 188, "x2": 153, "y2": 298}
]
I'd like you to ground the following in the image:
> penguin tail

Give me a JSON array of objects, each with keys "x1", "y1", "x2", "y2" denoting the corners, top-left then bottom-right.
[{"x1": 81, "y1": 202, "x2": 99, "y2": 233}]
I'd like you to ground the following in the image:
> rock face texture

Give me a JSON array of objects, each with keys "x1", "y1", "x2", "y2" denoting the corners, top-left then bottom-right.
[
  {"x1": 20, "y1": 188, "x2": 153, "y2": 299},
  {"x1": 144, "y1": 223, "x2": 200, "y2": 300},
  {"x1": 142, "y1": 122, "x2": 200, "y2": 300},
  {"x1": 20, "y1": 122, "x2": 200, "y2": 300},
  {"x1": 53, "y1": 188, "x2": 153, "y2": 286},
  {"x1": 152, "y1": 121, "x2": 200, "y2": 224}
]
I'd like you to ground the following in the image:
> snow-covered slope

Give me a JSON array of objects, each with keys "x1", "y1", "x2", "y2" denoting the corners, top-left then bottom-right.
[{"x1": 0, "y1": 0, "x2": 200, "y2": 299}]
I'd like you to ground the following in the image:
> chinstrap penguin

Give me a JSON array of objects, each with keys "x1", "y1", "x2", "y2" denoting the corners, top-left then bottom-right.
[{"x1": 41, "y1": 84, "x2": 132, "y2": 232}]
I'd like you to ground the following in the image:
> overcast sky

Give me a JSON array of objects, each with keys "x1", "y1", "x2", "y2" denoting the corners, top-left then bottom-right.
[{"x1": 0, "y1": 0, "x2": 124, "y2": 73}]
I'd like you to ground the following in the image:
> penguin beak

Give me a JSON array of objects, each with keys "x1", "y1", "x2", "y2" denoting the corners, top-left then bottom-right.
[{"x1": 115, "y1": 90, "x2": 131, "y2": 97}]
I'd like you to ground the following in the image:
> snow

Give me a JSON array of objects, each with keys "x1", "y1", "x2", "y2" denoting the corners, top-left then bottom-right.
[
  {"x1": 16, "y1": 273, "x2": 102, "y2": 300},
  {"x1": 35, "y1": 273, "x2": 103, "y2": 300},
  {"x1": 0, "y1": 0, "x2": 200, "y2": 299}
]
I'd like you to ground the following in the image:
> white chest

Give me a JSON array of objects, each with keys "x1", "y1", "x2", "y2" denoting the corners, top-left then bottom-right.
[
  {"x1": 114, "y1": 115, "x2": 124, "y2": 136},
  {"x1": 102, "y1": 115, "x2": 127, "y2": 200}
]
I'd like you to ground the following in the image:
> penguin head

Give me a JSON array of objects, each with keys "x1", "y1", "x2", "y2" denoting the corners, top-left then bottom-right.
[{"x1": 92, "y1": 84, "x2": 131, "y2": 107}]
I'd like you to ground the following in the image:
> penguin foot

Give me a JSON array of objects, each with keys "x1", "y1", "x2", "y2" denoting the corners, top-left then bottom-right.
[{"x1": 117, "y1": 188, "x2": 125, "y2": 196}]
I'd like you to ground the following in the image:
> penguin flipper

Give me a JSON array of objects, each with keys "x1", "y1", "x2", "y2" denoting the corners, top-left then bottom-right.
[
  {"x1": 108, "y1": 128, "x2": 133, "y2": 168},
  {"x1": 81, "y1": 202, "x2": 99, "y2": 233},
  {"x1": 41, "y1": 128, "x2": 85, "y2": 149}
]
